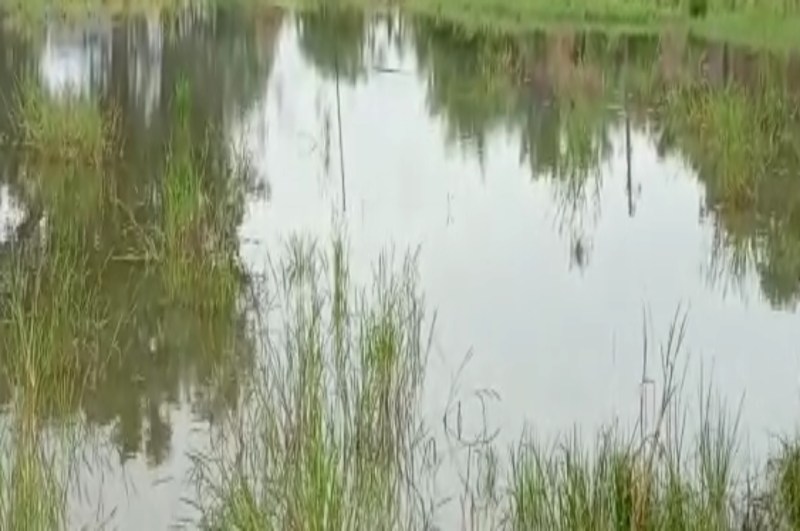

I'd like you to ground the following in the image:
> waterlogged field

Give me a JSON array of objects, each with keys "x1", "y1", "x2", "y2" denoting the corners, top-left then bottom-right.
[{"x1": 1, "y1": 4, "x2": 800, "y2": 530}]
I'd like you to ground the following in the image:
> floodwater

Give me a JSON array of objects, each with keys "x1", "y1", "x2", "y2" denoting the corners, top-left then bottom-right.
[{"x1": 1, "y1": 5, "x2": 800, "y2": 528}]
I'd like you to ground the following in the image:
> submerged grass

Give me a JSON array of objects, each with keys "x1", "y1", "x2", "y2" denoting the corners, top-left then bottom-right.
[
  {"x1": 159, "y1": 78, "x2": 243, "y2": 313},
  {"x1": 0, "y1": 79, "x2": 118, "y2": 419},
  {"x1": 0, "y1": 236, "x2": 114, "y2": 418},
  {"x1": 0, "y1": 74, "x2": 241, "y2": 530},
  {"x1": 10, "y1": 78, "x2": 119, "y2": 167},
  {"x1": 4, "y1": 234, "x2": 800, "y2": 529},
  {"x1": 0, "y1": 195, "x2": 109, "y2": 530},
  {"x1": 1, "y1": 23, "x2": 800, "y2": 527},
  {"x1": 0, "y1": 426, "x2": 67, "y2": 530},
  {"x1": 0, "y1": 74, "x2": 117, "y2": 530},
  {"x1": 0, "y1": 76, "x2": 111, "y2": 531}
]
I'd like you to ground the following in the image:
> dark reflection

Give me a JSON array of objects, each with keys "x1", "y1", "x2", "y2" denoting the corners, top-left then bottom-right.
[
  {"x1": 0, "y1": 6, "x2": 282, "y2": 465},
  {"x1": 412, "y1": 18, "x2": 800, "y2": 305},
  {"x1": 413, "y1": 20, "x2": 523, "y2": 161},
  {"x1": 650, "y1": 41, "x2": 800, "y2": 308},
  {"x1": 414, "y1": 23, "x2": 619, "y2": 266},
  {"x1": 297, "y1": 7, "x2": 369, "y2": 83},
  {"x1": 295, "y1": 7, "x2": 407, "y2": 87}
]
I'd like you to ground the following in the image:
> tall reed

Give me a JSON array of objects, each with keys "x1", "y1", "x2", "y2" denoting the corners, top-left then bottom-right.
[{"x1": 192, "y1": 238, "x2": 435, "y2": 529}]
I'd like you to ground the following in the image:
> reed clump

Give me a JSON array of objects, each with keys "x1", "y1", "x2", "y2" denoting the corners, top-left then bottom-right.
[
  {"x1": 159, "y1": 79, "x2": 243, "y2": 313},
  {"x1": 0, "y1": 426, "x2": 68, "y2": 531},
  {"x1": 192, "y1": 238, "x2": 434, "y2": 530}
]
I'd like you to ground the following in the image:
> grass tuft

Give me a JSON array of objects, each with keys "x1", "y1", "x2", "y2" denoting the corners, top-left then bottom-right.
[
  {"x1": 11, "y1": 77, "x2": 119, "y2": 167},
  {"x1": 771, "y1": 439, "x2": 800, "y2": 528},
  {"x1": 193, "y1": 238, "x2": 433, "y2": 530},
  {"x1": 159, "y1": 78, "x2": 244, "y2": 313}
]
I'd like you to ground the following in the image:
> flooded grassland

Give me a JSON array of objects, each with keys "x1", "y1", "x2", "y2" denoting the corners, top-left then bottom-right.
[{"x1": 0, "y1": 5, "x2": 800, "y2": 529}]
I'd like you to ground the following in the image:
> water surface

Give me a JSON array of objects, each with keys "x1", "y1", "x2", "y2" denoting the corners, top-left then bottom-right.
[{"x1": 1, "y1": 6, "x2": 800, "y2": 528}]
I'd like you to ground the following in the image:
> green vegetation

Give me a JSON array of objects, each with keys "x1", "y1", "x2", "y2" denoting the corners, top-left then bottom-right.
[
  {"x1": 160, "y1": 78, "x2": 243, "y2": 312},
  {"x1": 11, "y1": 78, "x2": 118, "y2": 166},
  {"x1": 405, "y1": 0, "x2": 800, "y2": 49},
  {"x1": 660, "y1": 80, "x2": 799, "y2": 209},
  {"x1": 0, "y1": 88, "x2": 108, "y2": 528},
  {"x1": 1, "y1": 5, "x2": 800, "y2": 529},
  {"x1": 4, "y1": 231, "x2": 800, "y2": 528},
  {"x1": 0, "y1": 429, "x2": 68, "y2": 530},
  {"x1": 651, "y1": 58, "x2": 800, "y2": 307},
  {"x1": 772, "y1": 441, "x2": 800, "y2": 529},
  {"x1": 504, "y1": 334, "x2": 742, "y2": 530},
  {"x1": 193, "y1": 239, "x2": 434, "y2": 529},
  {"x1": 1, "y1": 79, "x2": 119, "y2": 417},
  {"x1": 0, "y1": 44, "x2": 258, "y2": 520},
  {"x1": 0, "y1": 0, "x2": 196, "y2": 25},
  {"x1": 190, "y1": 244, "x2": 800, "y2": 530},
  {"x1": 4, "y1": 0, "x2": 800, "y2": 49},
  {"x1": 251, "y1": 0, "x2": 800, "y2": 50},
  {"x1": 1, "y1": 245, "x2": 112, "y2": 417}
]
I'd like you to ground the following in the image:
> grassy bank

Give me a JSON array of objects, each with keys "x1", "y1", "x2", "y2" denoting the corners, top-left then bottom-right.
[
  {"x1": 0, "y1": 0, "x2": 192, "y2": 22},
  {"x1": 403, "y1": 1, "x2": 800, "y2": 49},
  {"x1": 255, "y1": 0, "x2": 800, "y2": 50},
  {"x1": 3, "y1": 0, "x2": 800, "y2": 51}
]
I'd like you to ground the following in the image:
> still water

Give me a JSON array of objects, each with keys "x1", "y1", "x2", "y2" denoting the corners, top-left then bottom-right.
[{"x1": 1, "y1": 6, "x2": 800, "y2": 528}]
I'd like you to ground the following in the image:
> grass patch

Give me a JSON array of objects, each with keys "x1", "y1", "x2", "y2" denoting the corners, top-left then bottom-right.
[
  {"x1": 11, "y1": 78, "x2": 119, "y2": 167},
  {"x1": 0, "y1": 81, "x2": 118, "y2": 420},
  {"x1": 768, "y1": 440, "x2": 800, "y2": 528},
  {"x1": 157, "y1": 78, "x2": 245, "y2": 313},
  {"x1": 0, "y1": 0, "x2": 199, "y2": 26},
  {"x1": 192, "y1": 238, "x2": 434, "y2": 529},
  {"x1": 0, "y1": 427, "x2": 67, "y2": 531},
  {"x1": 190, "y1": 246, "x2": 800, "y2": 529},
  {"x1": 0, "y1": 206, "x2": 107, "y2": 530},
  {"x1": 659, "y1": 81, "x2": 798, "y2": 209},
  {"x1": 6, "y1": 0, "x2": 800, "y2": 50},
  {"x1": 0, "y1": 238, "x2": 114, "y2": 418},
  {"x1": 250, "y1": 0, "x2": 800, "y2": 51}
]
